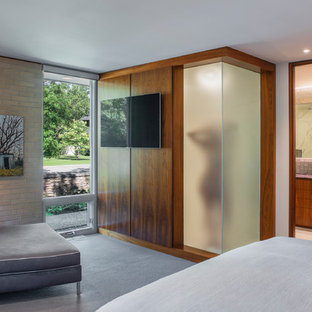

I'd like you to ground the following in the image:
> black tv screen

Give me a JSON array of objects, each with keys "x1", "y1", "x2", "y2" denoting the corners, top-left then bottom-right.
[
  {"x1": 130, "y1": 93, "x2": 161, "y2": 148},
  {"x1": 100, "y1": 93, "x2": 161, "y2": 148}
]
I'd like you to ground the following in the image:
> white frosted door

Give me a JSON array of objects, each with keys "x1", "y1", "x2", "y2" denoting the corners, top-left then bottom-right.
[
  {"x1": 184, "y1": 63, "x2": 222, "y2": 253},
  {"x1": 222, "y1": 63, "x2": 260, "y2": 252}
]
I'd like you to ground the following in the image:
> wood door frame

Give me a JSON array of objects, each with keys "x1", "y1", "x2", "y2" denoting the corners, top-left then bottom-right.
[{"x1": 289, "y1": 59, "x2": 312, "y2": 237}]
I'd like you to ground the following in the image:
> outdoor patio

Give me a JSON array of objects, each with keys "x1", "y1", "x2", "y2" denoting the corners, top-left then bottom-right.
[
  {"x1": 46, "y1": 210, "x2": 88, "y2": 231},
  {"x1": 44, "y1": 164, "x2": 90, "y2": 231}
]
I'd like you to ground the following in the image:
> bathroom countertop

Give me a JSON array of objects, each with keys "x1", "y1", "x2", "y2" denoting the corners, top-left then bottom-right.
[{"x1": 296, "y1": 174, "x2": 312, "y2": 179}]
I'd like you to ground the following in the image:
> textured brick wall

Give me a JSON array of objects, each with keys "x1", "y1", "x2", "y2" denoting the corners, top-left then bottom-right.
[{"x1": 0, "y1": 57, "x2": 43, "y2": 226}]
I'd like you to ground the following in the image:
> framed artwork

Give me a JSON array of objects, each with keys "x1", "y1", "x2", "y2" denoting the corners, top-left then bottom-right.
[{"x1": 0, "y1": 115, "x2": 24, "y2": 176}]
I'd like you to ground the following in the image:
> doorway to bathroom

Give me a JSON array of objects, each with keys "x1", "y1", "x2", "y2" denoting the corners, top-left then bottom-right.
[{"x1": 290, "y1": 61, "x2": 312, "y2": 240}]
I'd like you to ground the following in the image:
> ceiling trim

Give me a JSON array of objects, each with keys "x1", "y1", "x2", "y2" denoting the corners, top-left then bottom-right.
[
  {"x1": 43, "y1": 65, "x2": 99, "y2": 80},
  {"x1": 100, "y1": 46, "x2": 275, "y2": 80}
]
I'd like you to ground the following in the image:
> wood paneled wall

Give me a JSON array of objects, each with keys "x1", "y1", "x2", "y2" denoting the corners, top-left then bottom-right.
[
  {"x1": 97, "y1": 69, "x2": 174, "y2": 247},
  {"x1": 98, "y1": 47, "x2": 276, "y2": 250},
  {"x1": 97, "y1": 76, "x2": 131, "y2": 235},
  {"x1": 130, "y1": 67, "x2": 173, "y2": 247}
]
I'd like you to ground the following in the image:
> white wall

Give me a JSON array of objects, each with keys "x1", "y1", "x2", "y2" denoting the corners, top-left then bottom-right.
[{"x1": 275, "y1": 63, "x2": 289, "y2": 236}]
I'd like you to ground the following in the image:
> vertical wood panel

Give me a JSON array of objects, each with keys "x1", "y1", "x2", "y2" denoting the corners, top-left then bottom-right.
[
  {"x1": 172, "y1": 66, "x2": 184, "y2": 248},
  {"x1": 289, "y1": 63, "x2": 296, "y2": 237},
  {"x1": 130, "y1": 67, "x2": 173, "y2": 247},
  {"x1": 97, "y1": 76, "x2": 131, "y2": 235},
  {"x1": 260, "y1": 70, "x2": 276, "y2": 239},
  {"x1": 295, "y1": 178, "x2": 312, "y2": 228}
]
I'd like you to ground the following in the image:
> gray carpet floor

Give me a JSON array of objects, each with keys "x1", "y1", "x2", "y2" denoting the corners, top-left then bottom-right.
[{"x1": 0, "y1": 234, "x2": 193, "y2": 312}]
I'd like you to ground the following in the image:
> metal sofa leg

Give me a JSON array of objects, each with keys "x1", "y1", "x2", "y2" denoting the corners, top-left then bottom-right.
[{"x1": 77, "y1": 282, "x2": 81, "y2": 296}]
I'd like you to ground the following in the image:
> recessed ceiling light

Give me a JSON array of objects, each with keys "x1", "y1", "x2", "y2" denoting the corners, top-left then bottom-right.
[
  {"x1": 303, "y1": 49, "x2": 311, "y2": 54},
  {"x1": 62, "y1": 76, "x2": 72, "y2": 80}
]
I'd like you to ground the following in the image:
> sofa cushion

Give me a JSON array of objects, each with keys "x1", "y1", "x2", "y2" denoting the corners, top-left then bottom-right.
[{"x1": 0, "y1": 223, "x2": 80, "y2": 274}]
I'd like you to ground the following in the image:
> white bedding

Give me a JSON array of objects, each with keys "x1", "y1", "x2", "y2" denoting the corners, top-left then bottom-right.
[{"x1": 97, "y1": 237, "x2": 312, "y2": 312}]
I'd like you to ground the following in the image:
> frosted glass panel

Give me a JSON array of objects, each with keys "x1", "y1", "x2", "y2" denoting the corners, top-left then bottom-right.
[
  {"x1": 222, "y1": 63, "x2": 260, "y2": 252},
  {"x1": 184, "y1": 63, "x2": 222, "y2": 253}
]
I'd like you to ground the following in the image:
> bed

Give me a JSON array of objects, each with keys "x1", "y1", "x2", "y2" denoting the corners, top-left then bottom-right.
[{"x1": 97, "y1": 237, "x2": 312, "y2": 312}]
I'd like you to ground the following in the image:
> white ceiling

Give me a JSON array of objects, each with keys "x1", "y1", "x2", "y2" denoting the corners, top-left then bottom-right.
[{"x1": 1, "y1": 0, "x2": 312, "y2": 73}]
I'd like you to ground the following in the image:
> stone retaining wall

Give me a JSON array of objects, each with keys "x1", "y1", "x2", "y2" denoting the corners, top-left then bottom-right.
[{"x1": 43, "y1": 167, "x2": 90, "y2": 197}]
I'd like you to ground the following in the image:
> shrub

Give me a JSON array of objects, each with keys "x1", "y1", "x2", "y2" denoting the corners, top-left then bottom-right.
[{"x1": 46, "y1": 202, "x2": 87, "y2": 216}]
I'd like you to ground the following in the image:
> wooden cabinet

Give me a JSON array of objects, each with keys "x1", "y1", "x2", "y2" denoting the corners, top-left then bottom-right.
[
  {"x1": 98, "y1": 68, "x2": 173, "y2": 247},
  {"x1": 296, "y1": 177, "x2": 312, "y2": 228}
]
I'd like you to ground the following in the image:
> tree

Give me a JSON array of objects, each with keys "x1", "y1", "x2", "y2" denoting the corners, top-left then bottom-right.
[
  {"x1": 43, "y1": 81, "x2": 90, "y2": 158},
  {"x1": 101, "y1": 98, "x2": 127, "y2": 146},
  {"x1": 0, "y1": 115, "x2": 23, "y2": 155},
  {"x1": 59, "y1": 120, "x2": 89, "y2": 159}
]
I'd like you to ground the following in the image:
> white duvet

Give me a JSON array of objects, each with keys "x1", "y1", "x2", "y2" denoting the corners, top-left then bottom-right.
[{"x1": 97, "y1": 237, "x2": 312, "y2": 312}]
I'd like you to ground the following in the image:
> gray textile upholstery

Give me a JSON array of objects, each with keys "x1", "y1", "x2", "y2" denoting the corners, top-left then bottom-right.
[{"x1": 0, "y1": 223, "x2": 81, "y2": 293}]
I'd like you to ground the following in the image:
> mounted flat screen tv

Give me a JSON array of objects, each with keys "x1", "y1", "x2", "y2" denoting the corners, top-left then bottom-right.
[{"x1": 101, "y1": 93, "x2": 161, "y2": 148}]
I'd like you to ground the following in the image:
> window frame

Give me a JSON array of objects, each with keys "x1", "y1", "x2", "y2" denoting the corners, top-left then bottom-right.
[{"x1": 42, "y1": 67, "x2": 98, "y2": 235}]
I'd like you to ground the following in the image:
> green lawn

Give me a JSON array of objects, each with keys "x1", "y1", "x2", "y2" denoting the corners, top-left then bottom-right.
[{"x1": 43, "y1": 156, "x2": 90, "y2": 166}]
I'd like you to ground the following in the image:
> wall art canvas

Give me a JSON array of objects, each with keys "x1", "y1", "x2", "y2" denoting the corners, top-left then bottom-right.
[{"x1": 0, "y1": 115, "x2": 24, "y2": 176}]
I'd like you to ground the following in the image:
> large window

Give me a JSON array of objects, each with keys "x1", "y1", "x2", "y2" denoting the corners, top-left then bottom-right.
[{"x1": 42, "y1": 69, "x2": 97, "y2": 234}]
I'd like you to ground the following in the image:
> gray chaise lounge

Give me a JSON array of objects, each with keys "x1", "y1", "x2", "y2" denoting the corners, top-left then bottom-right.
[{"x1": 0, "y1": 223, "x2": 81, "y2": 294}]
